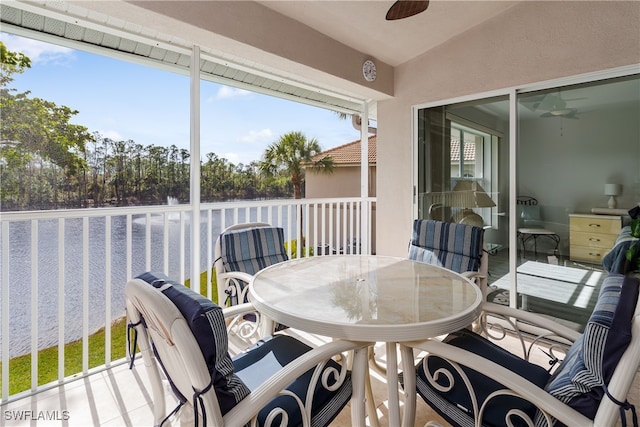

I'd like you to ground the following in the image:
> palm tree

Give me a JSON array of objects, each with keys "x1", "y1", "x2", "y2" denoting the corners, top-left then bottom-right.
[{"x1": 259, "y1": 131, "x2": 333, "y2": 199}]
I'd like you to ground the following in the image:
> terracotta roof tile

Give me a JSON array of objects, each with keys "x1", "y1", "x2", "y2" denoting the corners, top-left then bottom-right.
[
  {"x1": 311, "y1": 135, "x2": 472, "y2": 165},
  {"x1": 450, "y1": 139, "x2": 476, "y2": 161},
  {"x1": 311, "y1": 135, "x2": 377, "y2": 165}
]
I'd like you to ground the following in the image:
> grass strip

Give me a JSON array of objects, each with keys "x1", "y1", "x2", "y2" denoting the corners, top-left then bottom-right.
[{"x1": 1, "y1": 271, "x2": 217, "y2": 397}]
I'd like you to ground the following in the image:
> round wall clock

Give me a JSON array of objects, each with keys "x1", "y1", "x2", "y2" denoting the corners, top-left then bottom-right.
[{"x1": 362, "y1": 59, "x2": 377, "y2": 82}]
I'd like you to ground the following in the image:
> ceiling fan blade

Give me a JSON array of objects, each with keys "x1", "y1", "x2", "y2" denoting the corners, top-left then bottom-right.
[
  {"x1": 386, "y1": 0, "x2": 429, "y2": 20},
  {"x1": 540, "y1": 108, "x2": 579, "y2": 119},
  {"x1": 538, "y1": 93, "x2": 565, "y2": 112}
]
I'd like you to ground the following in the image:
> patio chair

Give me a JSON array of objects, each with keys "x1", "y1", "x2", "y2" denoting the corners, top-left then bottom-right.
[
  {"x1": 408, "y1": 219, "x2": 488, "y2": 297},
  {"x1": 401, "y1": 273, "x2": 640, "y2": 427},
  {"x1": 517, "y1": 196, "x2": 560, "y2": 258},
  {"x1": 214, "y1": 222, "x2": 288, "y2": 308},
  {"x1": 125, "y1": 271, "x2": 369, "y2": 427}
]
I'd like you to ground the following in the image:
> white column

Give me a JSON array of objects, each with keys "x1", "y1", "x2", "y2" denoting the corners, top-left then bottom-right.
[
  {"x1": 190, "y1": 45, "x2": 201, "y2": 292},
  {"x1": 509, "y1": 89, "x2": 518, "y2": 308},
  {"x1": 360, "y1": 101, "x2": 370, "y2": 253}
]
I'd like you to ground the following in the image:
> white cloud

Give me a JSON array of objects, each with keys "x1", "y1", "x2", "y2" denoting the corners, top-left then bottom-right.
[
  {"x1": 99, "y1": 130, "x2": 124, "y2": 141},
  {"x1": 223, "y1": 152, "x2": 241, "y2": 163},
  {"x1": 222, "y1": 150, "x2": 263, "y2": 165},
  {"x1": 237, "y1": 128, "x2": 274, "y2": 144},
  {"x1": 0, "y1": 34, "x2": 73, "y2": 65},
  {"x1": 213, "y1": 86, "x2": 252, "y2": 100}
]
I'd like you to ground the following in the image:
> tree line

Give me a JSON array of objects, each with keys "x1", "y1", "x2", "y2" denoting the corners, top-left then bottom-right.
[
  {"x1": 1, "y1": 42, "x2": 333, "y2": 211},
  {"x1": 1, "y1": 130, "x2": 295, "y2": 211}
]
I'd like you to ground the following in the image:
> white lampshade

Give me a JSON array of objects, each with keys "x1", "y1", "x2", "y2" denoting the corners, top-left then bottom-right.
[
  {"x1": 451, "y1": 181, "x2": 496, "y2": 208},
  {"x1": 604, "y1": 183, "x2": 622, "y2": 196},
  {"x1": 604, "y1": 183, "x2": 622, "y2": 209}
]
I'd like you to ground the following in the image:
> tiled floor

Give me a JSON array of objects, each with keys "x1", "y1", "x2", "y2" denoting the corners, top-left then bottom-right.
[
  {"x1": 1, "y1": 338, "x2": 432, "y2": 427},
  {"x1": 2, "y1": 330, "x2": 639, "y2": 427},
  {"x1": 1, "y1": 361, "x2": 160, "y2": 426}
]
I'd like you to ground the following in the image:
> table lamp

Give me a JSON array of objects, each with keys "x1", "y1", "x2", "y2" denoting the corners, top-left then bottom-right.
[
  {"x1": 605, "y1": 183, "x2": 622, "y2": 209},
  {"x1": 450, "y1": 180, "x2": 496, "y2": 227}
]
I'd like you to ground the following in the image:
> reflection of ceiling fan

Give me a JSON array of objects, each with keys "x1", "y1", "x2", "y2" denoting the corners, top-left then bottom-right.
[
  {"x1": 539, "y1": 92, "x2": 579, "y2": 119},
  {"x1": 540, "y1": 108, "x2": 579, "y2": 119},
  {"x1": 527, "y1": 91, "x2": 586, "y2": 119},
  {"x1": 386, "y1": 0, "x2": 429, "y2": 20}
]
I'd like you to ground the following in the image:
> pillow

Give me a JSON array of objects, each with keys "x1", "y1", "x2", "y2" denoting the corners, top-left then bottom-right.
[
  {"x1": 136, "y1": 271, "x2": 250, "y2": 415},
  {"x1": 539, "y1": 274, "x2": 639, "y2": 425}
]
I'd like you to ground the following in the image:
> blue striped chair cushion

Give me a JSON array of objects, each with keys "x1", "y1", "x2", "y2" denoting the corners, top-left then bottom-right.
[
  {"x1": 412, "y1": 329, "x2": 551, "y2": 427},
  {"x1": 410, "y1": 219, "x2": 484, "y2": 273},
  {"x1": 234, "y1": 335, "x2": 352, "y2": 427},
  {"x1": 220, "y1": 226, "x2": 288, "y2": 276},
  {"x1": 538, "y1": 274, "x2": 639, "y2": 425},
  {"x1": 136, "y1": 271, "x2": 251, "y2": 416}
]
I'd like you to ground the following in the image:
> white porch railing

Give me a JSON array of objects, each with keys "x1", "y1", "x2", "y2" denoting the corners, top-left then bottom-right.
[{"x1": 0, "y1": 197, "x2": 376, "y2": 402}]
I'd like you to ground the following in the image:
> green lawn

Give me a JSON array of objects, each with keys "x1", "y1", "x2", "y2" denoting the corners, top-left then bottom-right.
[{"x1": 1, "y1": 270, "x2": 217, "y2": 397}]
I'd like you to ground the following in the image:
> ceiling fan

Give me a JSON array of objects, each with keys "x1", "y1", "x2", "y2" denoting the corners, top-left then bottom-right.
[
  {"x1": 538, "y1": 92, "x2": 582, "y2": 119},
  {"x1": 386, "y1": 0, "x2": 429, "y2": 20},
  {"x1": 520, "y1": 89, "x2": 586, "y2": 119},
  {"x1": 540, "y1": 107, "x2": 580, "y2": 119}
]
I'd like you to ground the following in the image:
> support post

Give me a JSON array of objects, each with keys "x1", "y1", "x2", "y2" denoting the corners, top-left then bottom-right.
[{"x1": 190, "y1": 45, "x2": 201, "y2": 292}]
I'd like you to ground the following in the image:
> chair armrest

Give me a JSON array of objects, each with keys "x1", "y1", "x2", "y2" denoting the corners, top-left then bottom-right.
[
  {"x1": 219, "y1": 271, "x2": 254, "y2": 285},
  {"x1": 223, "y1": 339, "x2": 372, "y2": 426},
  {"x1": 222, "y1": 302, "x2": 256, "y2": 319},
  {"x1": 405, "y1": 339, "x2": 594, "y2": 427},
  {"x1": 461, "y1": 271, "x2": 488, "y2": 298},
  {"x1": 222, "y1": 301, "x2": 266, "y2": 342},
  {"x1": 476, "y1": 302, "x2": 579, "y2": 364},
  {"x1": 481, "y1": 302, "x2": 581, "y2": 342},
  {"x1": 461, "y1": 271, "x2": 484, "y2": 280},
  {"x1": 218, "y1": 271, "x2": 254, "y2": 310}
]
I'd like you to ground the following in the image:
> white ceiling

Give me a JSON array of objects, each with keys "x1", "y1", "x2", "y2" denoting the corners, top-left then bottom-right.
[
  {"x1": 258, "y1": 0, "x2": 519, "y2": 67},
  {"x1": 2, "y1": 0, "x2": 636, "y2": 119},
  {"x1": 0, "y1": 0, "x2": 520, "y2": 116},
  {"x1": 256, "y1": 0, "x2": 638, "y2": 117}
]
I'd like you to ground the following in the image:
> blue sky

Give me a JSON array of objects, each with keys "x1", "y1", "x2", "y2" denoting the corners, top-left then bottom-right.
[{"x1": 1, "y1": 33, "x2": 361, "y2": 165}]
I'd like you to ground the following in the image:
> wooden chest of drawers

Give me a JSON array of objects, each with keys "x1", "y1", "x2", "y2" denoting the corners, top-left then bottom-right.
[{"x1": 569, "y1": 214, "x2": 621, "y2": 263}]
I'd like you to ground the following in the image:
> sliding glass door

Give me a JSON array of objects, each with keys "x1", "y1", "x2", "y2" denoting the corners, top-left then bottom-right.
[
  {"x1": 416, "y1": 96, "x2": 509, "y2": 246},
  {"x1": 415, "y1": 72, "x2": 640, "y2": 330}
]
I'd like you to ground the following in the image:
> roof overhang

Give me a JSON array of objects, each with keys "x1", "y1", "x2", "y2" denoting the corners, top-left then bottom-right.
[{"x1": 1, "y1": 1, "x2": 374, "y2": 117}]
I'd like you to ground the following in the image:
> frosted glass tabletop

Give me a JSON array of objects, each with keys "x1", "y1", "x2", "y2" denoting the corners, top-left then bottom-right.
[{"x1": 249, "y1": 255, "x2": 482, "y2": 342}]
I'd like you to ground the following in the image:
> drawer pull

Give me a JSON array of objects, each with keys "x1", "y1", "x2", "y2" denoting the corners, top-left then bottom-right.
[
  {"x1": 589, "y1": 238, "x2": 601, "y2": 242},
  {"x1": 589, "y1": 223, "x2": 601, "y2": 228},
  {"x1": 589, "y1": 252, "x2": 601, "y2": 257}
]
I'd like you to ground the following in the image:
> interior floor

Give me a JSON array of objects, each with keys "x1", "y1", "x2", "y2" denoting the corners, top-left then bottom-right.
[{"x1": 487, "y1": 246, "x2": 609, "y2": 331}]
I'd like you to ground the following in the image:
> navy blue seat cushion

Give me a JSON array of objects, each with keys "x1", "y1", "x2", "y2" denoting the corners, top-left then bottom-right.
[
  {"x1": 219, "y1": 226, "x2": 288, "y2": 306},
  {"x1": 234, "y1": 335, "x2": 352, "y2": 427},
  {"x1": 136, "y1": 272, "x2": 250, "y2": 416},
  {"x1": 415, "y1": 329, "x2": 551, "y2": 427},
  {"x1": 220, "y1": 226, "x2": 288, "y2": 276},
  {"x1": 410, "y1": 219, "x2": 484, "y2": 274},
  {"x1": 541, "y1": 274, "x2": 639, "y2": 424}
]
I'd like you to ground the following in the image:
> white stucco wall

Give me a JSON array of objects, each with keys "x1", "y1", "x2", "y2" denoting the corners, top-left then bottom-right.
[
  {"x1": 376, "y1": 1, "x2": 640, "y2": 256},
  {"x1": 518, "y1": 104, "x2": 640, "y2": 218}
]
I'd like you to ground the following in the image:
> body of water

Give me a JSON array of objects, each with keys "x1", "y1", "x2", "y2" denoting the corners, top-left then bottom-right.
[{"x1": 1, "y1": 207, "x2": 294, "y2": 358}]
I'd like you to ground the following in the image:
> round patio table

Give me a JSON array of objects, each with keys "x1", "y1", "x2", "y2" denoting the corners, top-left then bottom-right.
[{"x1": 249, "y1": 255, "x2": 483, "y2": 427}]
